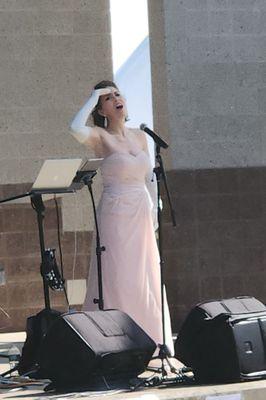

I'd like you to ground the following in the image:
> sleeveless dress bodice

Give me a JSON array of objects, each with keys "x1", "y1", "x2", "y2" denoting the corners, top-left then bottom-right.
[{"x1": 101, "y1": 150, "x2": 150, "y2": 187}]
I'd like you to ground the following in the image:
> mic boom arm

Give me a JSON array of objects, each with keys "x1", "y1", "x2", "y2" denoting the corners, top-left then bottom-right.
[{"x1": 140, "y1": 123, "x2": 169, "y2": 149}]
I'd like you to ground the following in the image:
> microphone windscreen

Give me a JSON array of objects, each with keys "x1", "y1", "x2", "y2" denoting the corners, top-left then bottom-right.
[{"x1": 140, "y1": 123, "x2": 147, "y2": 131}]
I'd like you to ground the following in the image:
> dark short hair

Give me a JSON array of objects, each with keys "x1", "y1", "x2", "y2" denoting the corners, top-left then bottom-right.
[{"x1": 91, "y1": 80, "x2": 118, "y2": 128}]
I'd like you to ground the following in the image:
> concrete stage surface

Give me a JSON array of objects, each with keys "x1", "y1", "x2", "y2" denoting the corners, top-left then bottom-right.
[{"x1": 0, "y1": 332, "x2": 266, "y2": 400}]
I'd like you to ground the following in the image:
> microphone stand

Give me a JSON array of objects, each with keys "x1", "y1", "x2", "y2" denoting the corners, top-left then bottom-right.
[{"x1": 149, "y1": 143, "x2": 177, "y2": 378}]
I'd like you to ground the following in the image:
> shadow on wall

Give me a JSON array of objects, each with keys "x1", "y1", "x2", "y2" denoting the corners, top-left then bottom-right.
[{"x1": 162, "y1": 165, "x2": 266, "y2": 333}]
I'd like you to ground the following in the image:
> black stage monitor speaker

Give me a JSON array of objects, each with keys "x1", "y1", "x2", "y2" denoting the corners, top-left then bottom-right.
[
  {"x1": 175, "y1": 296, "x2": 266, "y2": 384},
  {"x1": 39, "y1": 309, "x2": 156, "y2": 387}
]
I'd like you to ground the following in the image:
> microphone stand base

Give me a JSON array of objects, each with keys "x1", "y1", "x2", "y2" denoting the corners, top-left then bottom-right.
[
  {"x1": 146, "y1": 344, "x2": 177, "y2": 375},
  {"x1": 130, "y1": 361, "x2": 194, "y2": 390}
]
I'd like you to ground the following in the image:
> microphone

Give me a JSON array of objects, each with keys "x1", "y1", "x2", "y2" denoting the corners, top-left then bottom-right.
[{"x1": 140, "y1": 123, "x2": 169, "y2": 149}]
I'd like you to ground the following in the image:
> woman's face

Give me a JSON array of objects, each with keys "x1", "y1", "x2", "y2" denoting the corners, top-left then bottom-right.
[{"x1": 98, "y1": 87, "x2": 127, "y2": 122}]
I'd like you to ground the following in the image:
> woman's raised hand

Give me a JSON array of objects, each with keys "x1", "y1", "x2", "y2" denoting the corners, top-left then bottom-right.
[
  {"x1": 70, "y1": 86, "x2": 114, "y2": 144},
  {"x1": 93, "y1": 87, "x2": 112, "y2": 100}
]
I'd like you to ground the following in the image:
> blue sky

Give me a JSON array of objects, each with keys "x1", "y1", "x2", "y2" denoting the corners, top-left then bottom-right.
[{"x1": 110, "y1": 0, "x2": 149, "y2": 72}]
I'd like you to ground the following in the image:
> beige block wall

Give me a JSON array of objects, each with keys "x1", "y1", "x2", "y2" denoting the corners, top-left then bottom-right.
[
  {"x1": 0, "y1": 0, "x2": 112, "y2": 231},
  {"x1": 147, "y1": 0, "x2": 173, "y2": 170},
  {"x1": 147, "y1": 0, "x2": 266, "y2": 334},
  {"x1": 148, "y1": 0, "x2": 266, "y2": 171},
  {"x1": 0, "y1": 0, "x2": 113, "y2": 331}
]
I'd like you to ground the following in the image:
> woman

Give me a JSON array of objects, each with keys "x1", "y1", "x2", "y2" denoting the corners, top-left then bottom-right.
[{"x1": 70, "y1": 80, "x2": 174, "y2": 355}]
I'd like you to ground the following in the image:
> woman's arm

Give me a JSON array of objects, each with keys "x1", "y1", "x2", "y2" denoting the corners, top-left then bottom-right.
[{"x1": 69, "y1": 88, "x2": 111, "y2": 145}]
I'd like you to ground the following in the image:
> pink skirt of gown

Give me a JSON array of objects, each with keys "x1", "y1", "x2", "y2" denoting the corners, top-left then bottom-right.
[{"x1": 82, "y1": 150, "x2": 174, "y2": 355}]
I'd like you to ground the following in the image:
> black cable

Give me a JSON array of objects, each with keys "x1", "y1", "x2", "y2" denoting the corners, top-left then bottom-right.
[{"x1": 53, "y1": 195, "x2": 69, "y2": 308}]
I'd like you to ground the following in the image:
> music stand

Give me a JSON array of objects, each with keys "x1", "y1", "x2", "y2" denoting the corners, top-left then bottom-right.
[
  {"x1": 71, "y1": 159, "x2": 105, "y2": 310},
  {"x1": 0, "y1": 158, "x2": 104, "y2": 376}
]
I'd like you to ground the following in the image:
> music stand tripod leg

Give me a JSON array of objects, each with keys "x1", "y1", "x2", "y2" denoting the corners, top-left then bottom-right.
[
  {"x1": 31, "y1": 194, "x2": 51, "y2": 311},
  {"x1": 30, "y1": 194, "x2": 62, "y2": 337}
]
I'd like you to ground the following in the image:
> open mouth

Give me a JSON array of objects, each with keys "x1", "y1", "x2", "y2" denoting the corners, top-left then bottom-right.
[{"x1": 116, "y1": 104, "x2": 123, "y2": 109}]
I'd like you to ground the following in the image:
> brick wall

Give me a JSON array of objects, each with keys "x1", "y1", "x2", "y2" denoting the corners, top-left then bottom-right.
[
  {"x1": 0, "y1": 183, "x2": 91, "y2": 332},
  {"x1": 163, "y1": 166, "x2": 266, "y2": 333}
]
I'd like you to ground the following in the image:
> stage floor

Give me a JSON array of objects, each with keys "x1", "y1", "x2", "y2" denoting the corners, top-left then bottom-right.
[{"x1": 1, "y1": 332, "x2": 266, "y2": 400}]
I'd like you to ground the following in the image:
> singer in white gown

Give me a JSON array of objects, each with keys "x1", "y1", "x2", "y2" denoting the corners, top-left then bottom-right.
[{"x1": 70, "y1": 80, "x2": 174, "y2": 355}]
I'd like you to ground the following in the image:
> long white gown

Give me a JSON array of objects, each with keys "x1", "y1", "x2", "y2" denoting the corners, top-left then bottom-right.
[{"x1": 82, "y1": 149, "x2": 174, "y2": 355}]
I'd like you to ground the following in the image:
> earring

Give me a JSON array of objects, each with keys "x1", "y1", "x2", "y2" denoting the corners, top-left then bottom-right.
[{"x1": 104, "y1": 116, "x2": 108, "y2": 128}]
